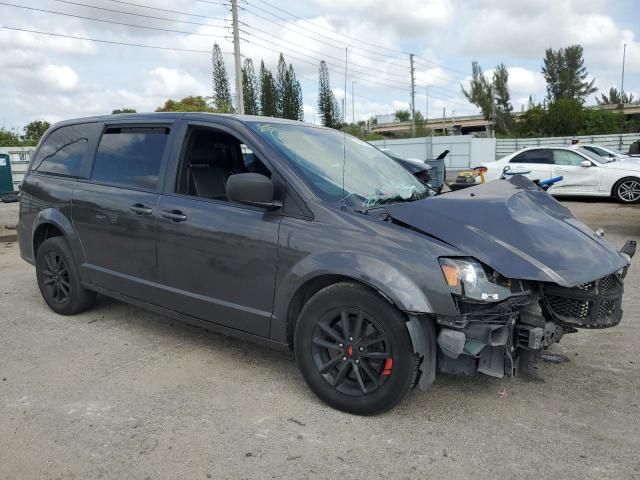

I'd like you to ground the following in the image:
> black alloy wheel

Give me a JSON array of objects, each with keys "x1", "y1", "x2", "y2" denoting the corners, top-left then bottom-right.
[
  {"x1": 41, "y1": 252, "x2": 72, "y2": 304},
  {"x1": 36, "y1": 236, "x2": 96, "y2": 315},
  {"x1": 295, "y1": 282, "x2": 420, "y2": 415},
  {"x1": 311, "y1": 308, "x2": 393, "y2": 396}
]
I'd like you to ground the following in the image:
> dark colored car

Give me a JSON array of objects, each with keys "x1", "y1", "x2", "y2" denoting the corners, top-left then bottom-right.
[
  {"x1": 18, "y1": 113, "x2": 635, "y2": 415},
  {"x1": 379, "y1": 148, "x2": 447, "y2": 193}
]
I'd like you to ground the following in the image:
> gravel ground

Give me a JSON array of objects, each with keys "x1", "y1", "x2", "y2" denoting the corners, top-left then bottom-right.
[{"x1": 0, "y1": 199, "x2": 639, "y2": 480}]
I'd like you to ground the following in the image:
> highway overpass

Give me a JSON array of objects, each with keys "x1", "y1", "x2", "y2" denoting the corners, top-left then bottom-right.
[{"x1": 370, "y1": 103, "x2": 640, "y2": 136}]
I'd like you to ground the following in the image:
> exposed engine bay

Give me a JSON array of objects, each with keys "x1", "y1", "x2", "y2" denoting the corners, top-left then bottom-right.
[{"x1": 434, "y1": 267, "x2": 630, "y2": 380}]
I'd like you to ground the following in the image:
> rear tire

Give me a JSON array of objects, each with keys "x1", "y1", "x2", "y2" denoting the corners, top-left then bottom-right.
[
  {"x1": 36, "y1": 236, "x2": 96, "y2": 315},
  {"x1": 294, "y1": 282, "x2": 419, "y2": 415},
  {"x1": 613, "y1": 177, "x2": 640, "y2": 203}
]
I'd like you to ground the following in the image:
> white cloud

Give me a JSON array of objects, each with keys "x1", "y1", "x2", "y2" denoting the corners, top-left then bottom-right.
[
  {"x1": 145, "y1": 67, "x2": 208, "y2": 98},
  {"x1": 38, "y1": 65, "x2": 79, "y2": 92}
]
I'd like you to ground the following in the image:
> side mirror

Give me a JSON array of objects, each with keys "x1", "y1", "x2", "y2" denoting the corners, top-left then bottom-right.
[
  {"x1": 580, "y1": 160, "x2": 592, "y2": 168},
  {"x1": 226, "y1": 173, "x2": 282, "y2": 210}
]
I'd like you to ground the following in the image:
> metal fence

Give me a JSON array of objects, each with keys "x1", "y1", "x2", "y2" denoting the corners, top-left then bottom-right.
[
  {"x1": 495, "y1": 133, "x2": 640, "y2": 160},
  {"x1": 370, "y1": 136, "x2": 496, "y2": 169},
  {"x1": 0, "y1": 147, "x2": 35, "y2": 190}
]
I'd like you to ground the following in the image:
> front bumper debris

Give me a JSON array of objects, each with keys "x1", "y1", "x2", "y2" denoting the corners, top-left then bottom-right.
[{"x1": 430, "y1": 249, "x2": 632, "y2": 381}]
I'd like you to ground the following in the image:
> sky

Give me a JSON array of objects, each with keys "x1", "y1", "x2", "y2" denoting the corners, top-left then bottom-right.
[{"x1": 0, "y1": 0, "x2": 638, "y2": 131}]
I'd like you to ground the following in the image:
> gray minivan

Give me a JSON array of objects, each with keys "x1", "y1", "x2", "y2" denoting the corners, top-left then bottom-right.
[{"x1": 18, "y1": 113, "x2": 634, "y2": 414}]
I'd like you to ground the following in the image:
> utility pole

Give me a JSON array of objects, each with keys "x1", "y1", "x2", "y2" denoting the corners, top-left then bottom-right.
[
  {"x1": 621, "y1": 43, "x2": 627, "y2": 96},
  {"x1": 425, "y1": 85, "x2": 429, "y2": 121},
  {"x1": 344, "y1": 48, "x2": 348, "y2": 125},
  {"x1": 409, "y1": 54, "x2": 416, "y2": 136},
  {"x1": 231, "y1": 0, "x2": 244, "y2": 114},
  {"x1": 351, "y1": 81, "x2": 356, "y2": 124},
  {"x1": 451, "y1": 110, "x2": 455, "y2": 135},
  {"x1": 442, "y1": 107, "x2": 447, "y2": 135}
]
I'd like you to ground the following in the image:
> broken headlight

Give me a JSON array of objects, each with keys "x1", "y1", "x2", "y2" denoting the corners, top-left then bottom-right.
[{"x1": 439, "y1": 257, "x2": 524, "y2": 303}]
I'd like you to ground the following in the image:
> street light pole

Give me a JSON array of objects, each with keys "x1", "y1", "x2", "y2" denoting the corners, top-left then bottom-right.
[{"x1": 621, "y1": 43, "x2": 627, "y2": 96}]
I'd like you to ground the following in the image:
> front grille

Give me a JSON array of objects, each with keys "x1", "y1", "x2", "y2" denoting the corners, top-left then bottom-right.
[{"x1": 542, "y1": 274, "x2": 623, "y2": 329}]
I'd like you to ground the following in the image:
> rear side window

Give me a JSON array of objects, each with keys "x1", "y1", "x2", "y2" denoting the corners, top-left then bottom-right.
[
  {"x1": 510, "y1": 149, "x2": 552, "y2": 164},
  {"x1": 32, "y1": 124, "x2": 95, "y2": 176},
  {"x1": 91, "y1": 127, "x2": 169, "y2": 190}
]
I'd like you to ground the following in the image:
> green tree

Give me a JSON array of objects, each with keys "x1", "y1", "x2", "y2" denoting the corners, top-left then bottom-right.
[
  {"x1": 394, "y1": 109, "x2": 411, "y2": 121},
  {"x1": 0, "y1": 128, "x2": 22, "y2": 147},
  {"x1": 282, "y1": 63, "x2": 303, "y2": 120},
  {"x1": 292, "y1": 67, "x2": 304, "y2": 121},
  {"x1": 155, "y1": 96, "x2": 213, "y2": 112},
  {"x1": 275, "y1": 54, "x2": 287, "y2": 117},
  {"x1": 259, "y1": 60, "x2": 277, "y2": 117},
  {"x1": 461, "y1": 61, "x2": 514, "y2": 135},
  {"x1": 242, "y1": 58, "x2": 259, "y2": 115},
  {"x1": 111, "y1": 108, "x2": 137, "y2": 114},
  {"x1": 596, "y1": 87, "x2": 636, "y2": 105},
  {"x1": 545, "y1": 98, "x2": 584, "y2": 135},
  {"x1": 211, "y1": 43, "x2": 234, "y2": 113},
  {"x1": 22, "y1": 120, "x2": 50, "y2": 145},
  {"x1": 581, "y1": 109, "x2": 628, "y2": 134},
  {"x1": 542, "y1": 45, "x2": 597, "y2": 104},
  {"x1": 517, "y1": 104, "x2": 546, "y2": 137},
  {"x1": 461, "y1": 61, "x2": 494, "y2": 121},
  {"x1": 493, "y1": 63, "x2": 514, "y2": 134},
  {"x1": 317, "y1": 61, "x2": 341, "y2": 129}
]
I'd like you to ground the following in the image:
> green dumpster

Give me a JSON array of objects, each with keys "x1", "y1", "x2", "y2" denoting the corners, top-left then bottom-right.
[{"x1": 0, "y1": 154, "x2": 13, "y2": 194}]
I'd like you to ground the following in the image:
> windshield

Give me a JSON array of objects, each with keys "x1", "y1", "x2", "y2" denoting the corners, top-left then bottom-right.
[
  {"x1": 576, "y1": 147, "x2": 609, "y2": 163},
  {"x1": 249, "y1": 122, "x2": 428, "y2": 208}
]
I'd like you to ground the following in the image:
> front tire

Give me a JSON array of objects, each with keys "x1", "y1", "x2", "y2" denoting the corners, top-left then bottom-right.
[
  {"x1": 294, "y1": 282, "x2": 419, "y2": 415},
  {"x1": 36, "y1": 236, "x2": 96, "y2": 315},
  {"x1": 613, "y1": 177, "x2": 640, "y2": 203}
]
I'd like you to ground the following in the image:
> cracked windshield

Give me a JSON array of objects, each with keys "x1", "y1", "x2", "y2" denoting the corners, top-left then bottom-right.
[{"x1": 250, "y1": 122, "x2": 428, "y2": 209}]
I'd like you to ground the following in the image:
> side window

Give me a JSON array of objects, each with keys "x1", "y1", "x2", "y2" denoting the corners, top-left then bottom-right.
[
  {"x1": 32, "y1": 123, "x2": 95, "y2": 176},
  {"x1": 511, "y1": 150, "x2": 552, "y2": 164},
  {"x1": 91, "y1": 126, "x2": 169, "y2": 190},
  {"x1": 176, "y1": 127, "x2": 271, "y2": 200},
  {"x1": 509, "y1": 152, "x2": 529, "y2": 163},
  {"x1": 553, "y1": 150, "x2": 585, "y2": 166}
]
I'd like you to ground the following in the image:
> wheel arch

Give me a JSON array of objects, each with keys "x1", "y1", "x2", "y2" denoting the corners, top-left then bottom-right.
[
  {"x1": 612, "y1": 175, "x2": 640, "y2": 201},
  {"x1": 276, "y1": 252, "x2": 433, "y2": 349},
  {"x1": 31, "y1": 209, "x2": 88, "y2": 281}
]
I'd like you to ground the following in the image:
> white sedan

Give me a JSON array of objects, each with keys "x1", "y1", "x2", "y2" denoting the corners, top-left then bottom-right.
[{"x1": 482, "y1": 146, "x2": 640, "y2": 203}]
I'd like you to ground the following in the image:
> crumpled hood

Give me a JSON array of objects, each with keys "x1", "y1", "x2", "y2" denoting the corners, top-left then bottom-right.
[{"x1": 385, "y1": 176, "x2": 628, "y2": 287}]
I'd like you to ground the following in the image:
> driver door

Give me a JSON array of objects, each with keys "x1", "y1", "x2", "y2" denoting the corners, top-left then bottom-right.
[
  {"x1": 154, "y1": 121, "x2": 282, "y2": 337},
  {"x1": 550, "y1": 149, "x2": 601, "y2": 194}
]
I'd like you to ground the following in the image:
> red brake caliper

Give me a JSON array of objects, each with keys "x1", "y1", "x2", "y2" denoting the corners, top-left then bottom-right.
[{"x1": 382, "y1": 358, "x2": 393, "y2": 376}]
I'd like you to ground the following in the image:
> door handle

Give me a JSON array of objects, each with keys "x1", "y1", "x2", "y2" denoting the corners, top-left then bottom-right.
[
  {"x1": 129, "y1": 203, "x2": 153, "y2": 215},
  {"x1": 161, "y1": 210, "x2": 187, "y2": 222}
]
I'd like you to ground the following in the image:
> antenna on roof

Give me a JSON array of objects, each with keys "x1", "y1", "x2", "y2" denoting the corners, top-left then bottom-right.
[{"x1": 340, "y1": 47, "x2": 348, "y2": 209}]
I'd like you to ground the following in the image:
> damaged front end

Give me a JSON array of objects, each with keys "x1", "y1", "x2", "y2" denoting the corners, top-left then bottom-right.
[
  {"x1": 433, "y1": 249, "x2": 633, "y2": 381},
  {"x1": 382, "y1": 176, "x2": 636, "y2": 384}
]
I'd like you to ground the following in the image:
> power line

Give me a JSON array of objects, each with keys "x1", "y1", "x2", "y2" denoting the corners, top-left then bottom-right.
[
  {"x1": 0, "y1": 25, "x2": 232, "y2": 54},
  {"x1": 0, "y1": 2, "x2": 226, "y2": 37},
  {"x1": 250, "y1": 0, "x2": 406, "y2": 57},
  {"x1": 244, "y1": 34, "x2": 409, "y2": 92},
  {"x1": 250, "y1": 0, "x2": 470, "y2": 79},
  {"x1": 100, "y1": 0, "x2": 228, "y2": 23},
  {"x1": 242, "y1": 22, "x2": 413, "y2": 84},
  {"x1": 50, "y1": 0, "x2": 227, "y2": 28},
  {"x1": 193, "y1": 0, "x2": 229, "y2": 5},
  {"x1": 242, "y1": 2, "x2": 401, "y2": 64}
]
